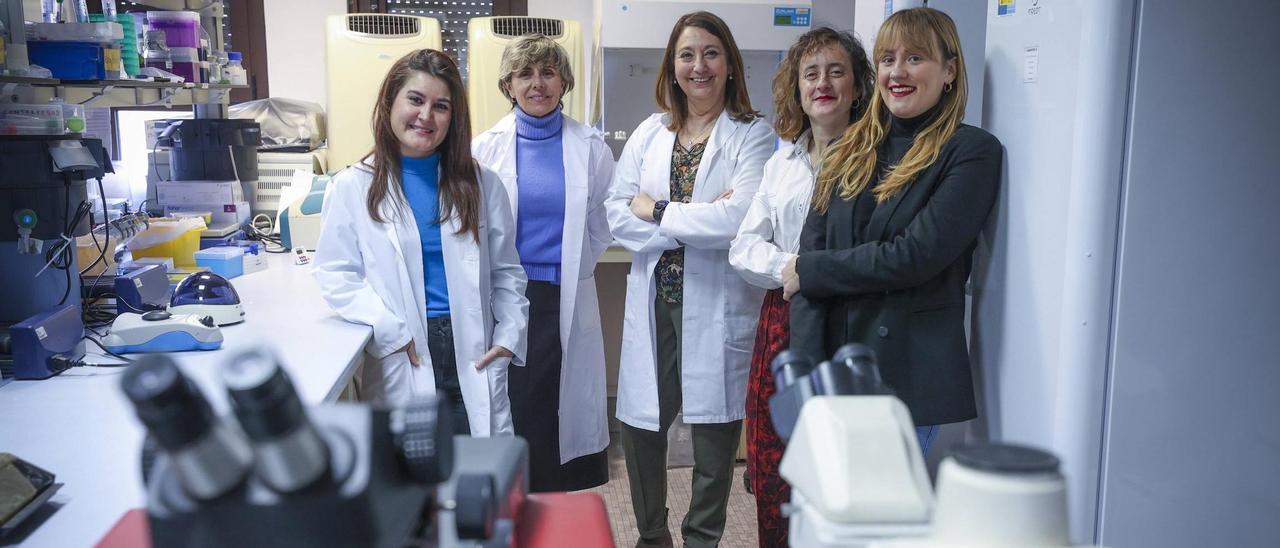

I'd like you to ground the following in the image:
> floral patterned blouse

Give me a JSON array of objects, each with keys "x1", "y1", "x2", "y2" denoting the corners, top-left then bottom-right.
[{"x1": 655, "y1": 139, "x2": 706, "y2": 304}]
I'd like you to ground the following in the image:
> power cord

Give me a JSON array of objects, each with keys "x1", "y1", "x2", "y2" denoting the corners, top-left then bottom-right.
[
  {"x1": 247, "y1": 213, "x2": 289, "y2": 253},
  {"x1": 49, "y1": 354, "x2": 130, "y2": 371},
  {"x1": 82, "y1": 335, "x2": 135, "y2": 363},
  {"x1": 42, "y1": 180, "x2": 92, "y2": 306},
  {"x1": 49, "y1": 337, "x2": 133, "y2": 371}
]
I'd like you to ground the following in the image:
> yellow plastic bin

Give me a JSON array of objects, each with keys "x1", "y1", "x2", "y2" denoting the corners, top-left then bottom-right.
[{"x1": 130, "y1": 217, "x2": 206, "y2": 267}]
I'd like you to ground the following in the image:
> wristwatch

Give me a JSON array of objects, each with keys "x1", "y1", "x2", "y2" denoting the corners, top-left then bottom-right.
[{"x1": 652, "y1": 200, "x2": 671, "y2": 224}]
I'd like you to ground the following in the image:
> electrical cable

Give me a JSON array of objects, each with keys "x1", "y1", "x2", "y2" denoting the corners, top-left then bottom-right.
[
  {"x1": 81, "y1": 178, "x2": 115, "y2": 300},
  {"x1": 82, "y1": 336, "x2": 134, "y2": 363},
  {"x1": 79, "y1": 177, "x2": 113, "y2": 276},
  {"x1": 45, "y1": 176, "x2": 93, "y2": 306},
  {"x1": 247, "y1": 213, "x2": 289, "y2": 253}
]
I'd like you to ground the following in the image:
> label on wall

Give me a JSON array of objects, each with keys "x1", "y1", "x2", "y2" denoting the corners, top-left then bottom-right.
[
  {"x1": 773, "y1": 7, "x2": 811, "y2": 27},
  {"x1": 1023, "y1": 46, "x2": 1040, "y2": 83},
  {"x1": 999, "y1": 0, "x2": 1016, "y2": 16}
]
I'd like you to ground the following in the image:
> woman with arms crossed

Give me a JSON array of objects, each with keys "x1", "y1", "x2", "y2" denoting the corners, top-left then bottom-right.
[
  {"x1": 314, "y1": 49, "x2": 529, "y2": 437},
  {"x1": 786, "y1": 8, "x2": 1003, "y2": 456},
  {"x1": 729, "y1": 27, "x2": 873, "y2": 547},
  {"x1": 606, "y1": 11, "x2": 774, "y2": 548},
  {"x1": 472, "y1": 35, "x2": 614, "y2": 492}
]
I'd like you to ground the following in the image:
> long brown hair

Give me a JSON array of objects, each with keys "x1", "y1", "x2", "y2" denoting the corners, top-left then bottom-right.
[
  {"x1": 654, "y1": 11, "x2": 759, "y2": 131},
  {"x1": 367, "y1": 49, "x2": 481, "y2": 241},
  {"x1": 813, "y1": 7, "x2": 967, "y2": 213},
  {"x1": 772, "y1": 27, "x2": 874, "y2": 142}
]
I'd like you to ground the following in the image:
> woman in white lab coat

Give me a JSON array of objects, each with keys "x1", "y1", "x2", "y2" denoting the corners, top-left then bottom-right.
[
  {"x1": 313, "y1": 49, "x2": 528, "y2": 438},
  {"x1": 471, "y1": 35, "x2": 615, "y2": 492},
  {"x1": 605, "y1": 11, "x2": 774, "y2": 548},
  {"x1": 728, "y1": 27, "x2": 873, "y2": 548}
]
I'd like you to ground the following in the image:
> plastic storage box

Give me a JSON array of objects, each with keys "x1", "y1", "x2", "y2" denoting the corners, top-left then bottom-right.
[
  {"x1": 146, "y1": 11, "x2": 201, "y2": 48},
  {"x1": 0, "y1": 104, "x2": 64, "y2": 135},
  {"x1": 194, "y1": 246, "x2": 244, "y2": 279},
  {"x1": 27, "y1": 41, "x2": 105, "y2": 80},
  {"x1": 131, "y1": 220, "x2": 203, "y2": 267}
]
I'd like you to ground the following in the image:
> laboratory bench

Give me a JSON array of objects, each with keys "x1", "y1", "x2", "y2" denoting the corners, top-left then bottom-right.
[{"x1": 0, "y1": 252, "x2": 371, "y2": 547}]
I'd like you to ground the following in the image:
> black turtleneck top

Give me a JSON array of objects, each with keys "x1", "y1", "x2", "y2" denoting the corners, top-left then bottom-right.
[{"x1": 853, "y1": 104, "x2": 942, "y2": 244}]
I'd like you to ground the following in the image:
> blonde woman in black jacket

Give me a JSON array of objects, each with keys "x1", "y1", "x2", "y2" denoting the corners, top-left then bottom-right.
[{"x1": 784, "y1": 7, "x2": 1002, "y2": 455}]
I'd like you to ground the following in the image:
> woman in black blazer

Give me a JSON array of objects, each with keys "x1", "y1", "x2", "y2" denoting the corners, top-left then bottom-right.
[{"x1": 783, "y1": 7, "x2": 1002, "y2": 455}]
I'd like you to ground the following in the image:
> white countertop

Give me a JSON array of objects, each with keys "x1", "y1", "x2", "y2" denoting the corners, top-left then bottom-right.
[{"x1": 0, "y1": 253, "x2": 371, "y2": 547}]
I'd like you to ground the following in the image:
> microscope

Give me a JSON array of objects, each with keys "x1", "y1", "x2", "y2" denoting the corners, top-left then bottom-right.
[
  {"x1": 119, "y1": 348, "x2": 604, "y2": 548},
  {"x1": 770, "y1": 345, "x2": 1094, "y2": 548}
]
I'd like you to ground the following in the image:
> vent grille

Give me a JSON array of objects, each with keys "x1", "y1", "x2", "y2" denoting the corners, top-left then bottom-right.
[
  {"x1": 346, "y1": 14, "x2": 421, "y2": 37},
  {"x1": 386, "y1": 0, "x2": 495, "y2": 82},
  {"x1": 491, "y1": 17, "x2": 563, "y2": 38}
]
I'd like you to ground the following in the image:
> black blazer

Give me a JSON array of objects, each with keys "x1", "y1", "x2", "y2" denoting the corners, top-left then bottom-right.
[{"x1": 790, "y1": 124, "x2": 1002, "y2": 426}]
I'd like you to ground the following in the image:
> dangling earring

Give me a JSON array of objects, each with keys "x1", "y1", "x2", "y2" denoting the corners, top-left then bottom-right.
[
  {"x1": 944, "y1": 82, "x2": 954, "y2": 93},
  {"x1": 729, "y1": 74, "x2": 733, "y2": 80}
]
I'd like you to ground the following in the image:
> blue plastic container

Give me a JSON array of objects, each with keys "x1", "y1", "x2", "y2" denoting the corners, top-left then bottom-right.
[
  {"x1": 27, "y1": 41, "x2": 106, "y2": 80},
  {"x1": 193, "y1": 246, "x2": 244, "y2": 279}
]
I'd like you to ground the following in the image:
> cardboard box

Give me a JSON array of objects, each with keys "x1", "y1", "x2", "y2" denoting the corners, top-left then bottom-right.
[
  {"x1": 156, "y1": 180, "x2": 245, "y2": 207},
  {"x1": 166, "y1": 201, "x2": 251, "y2": 227}
]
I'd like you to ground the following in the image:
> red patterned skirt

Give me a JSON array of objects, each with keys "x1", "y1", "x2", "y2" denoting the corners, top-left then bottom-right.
[{"x1": 746, "y1": 288, "x2": 791, "y2": 547}]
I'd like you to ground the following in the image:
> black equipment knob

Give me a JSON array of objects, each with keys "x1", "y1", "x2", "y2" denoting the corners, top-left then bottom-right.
[
  {"x1": 392, "y1": 394, "x2": 456, "y2": 485},
  {"x1": 952, "y1": 443, "x2": 1061, "y2": 475},
  {"x1": 141, "y1": 310, "x2": 171, "y2": 321},
  {"x1": 454, "y1": 473, "x2": 496, "y2": 541}
]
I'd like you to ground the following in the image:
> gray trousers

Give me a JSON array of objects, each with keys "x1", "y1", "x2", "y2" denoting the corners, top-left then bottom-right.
[{"x1": 621, "y1": 296, "x2": 743, "y2": 548}]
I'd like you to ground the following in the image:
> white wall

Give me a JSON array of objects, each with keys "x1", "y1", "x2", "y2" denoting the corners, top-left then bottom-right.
[
  {"x1": 978, "y1": 0, "x2": 1135, "y2": 541},
  {"x1": 263, "y1": 0, "x2": 346, "y2": 107}
]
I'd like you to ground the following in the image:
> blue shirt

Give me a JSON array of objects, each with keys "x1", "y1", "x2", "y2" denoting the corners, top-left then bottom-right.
[
  {"x1": 400, "y1": 154, "x2": 450, "y2": 317},
  {"x1": 514, "y1": 106, "x2": 566, "y2": 283}
]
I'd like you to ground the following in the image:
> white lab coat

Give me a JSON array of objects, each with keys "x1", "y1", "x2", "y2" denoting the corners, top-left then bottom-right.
[
  {"x1": 729, "y1": 131, "x2": 817, "y2": 289},
  {"x1": 313, "y1": 160, "x2": 529, "y2": 437},
  {"x1": 471, "y1": 112, "x2": 615, "y2": 463},
  {"x1": 606, "y1": 111, "x2": 775, "y2": 430}
]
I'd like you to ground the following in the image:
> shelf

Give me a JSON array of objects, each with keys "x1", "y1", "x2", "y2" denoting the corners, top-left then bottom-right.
[{"x1": 0, "y1": 76, "x2": 249, "y2": 108}]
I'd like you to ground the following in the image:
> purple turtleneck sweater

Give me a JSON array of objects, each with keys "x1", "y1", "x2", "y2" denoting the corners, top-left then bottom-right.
[{"x1": 514, "y1": 106, "x2": 566, "y2": 283}]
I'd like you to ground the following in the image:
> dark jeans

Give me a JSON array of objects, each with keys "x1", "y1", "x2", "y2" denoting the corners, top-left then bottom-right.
[{"x1": 426, "y1": 315, "x2": 470, "y2": 437}]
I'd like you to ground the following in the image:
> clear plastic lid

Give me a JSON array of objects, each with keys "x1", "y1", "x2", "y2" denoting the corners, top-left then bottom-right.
[{"x1": 194, "y1": 246, "x2": 245, "y2": 260}]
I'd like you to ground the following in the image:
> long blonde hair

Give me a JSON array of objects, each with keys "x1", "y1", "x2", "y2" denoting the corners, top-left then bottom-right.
[{"x1": 813, "y1": 7, "x2": 967, "y2": 213}]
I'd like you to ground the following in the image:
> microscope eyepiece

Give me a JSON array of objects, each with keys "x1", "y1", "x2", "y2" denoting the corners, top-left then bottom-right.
[
  {"x1": 223, "y1": 350, "x2": 307, "y2": 441},
  {"x1": 771, "y1": 349, "x2": 816, "y2": 390},
  {"x1": 120, "y1": 355, "x2": 251, "y2": 500},
  {"x1": 221, "y1": 349, "x2": 329, "y2": 493},
  {"x1": 832, "y1": 343, "x2": 887, "y2": 395},
  {"x1": 122, "y1": 355, "x2": 214, "y2": 451}
]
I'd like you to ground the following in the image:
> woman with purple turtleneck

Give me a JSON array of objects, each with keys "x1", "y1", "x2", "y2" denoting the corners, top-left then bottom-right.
[{"x1": 472, "y1": 34, "x2": 616, "y2": 492}]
